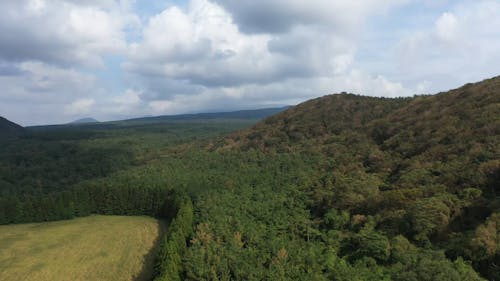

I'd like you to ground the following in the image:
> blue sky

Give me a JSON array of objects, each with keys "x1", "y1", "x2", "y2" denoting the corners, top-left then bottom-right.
[{"x1": 0, "y1": 0, "x2": 499, "y2": 125}]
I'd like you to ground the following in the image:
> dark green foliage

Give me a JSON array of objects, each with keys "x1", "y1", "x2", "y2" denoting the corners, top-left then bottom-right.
[
  {"x1": 209, "y1": 76, "x2": 499, "y2": 280},
  {"x1": 0, "y1": 116, "x2": 24, "y2": 138},
  {"x1": 0, "y1": 183, "x2": 172, "y2": 224},
  {"x1": 155, "y1": 196, "x2": 194, "y2": 281},
  {"x1": 1, "y1": 77, "x2": 499, "y2": 280}
]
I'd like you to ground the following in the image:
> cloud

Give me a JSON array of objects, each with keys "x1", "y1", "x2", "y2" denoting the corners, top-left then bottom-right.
[
  {"x1": 0, "y1": 62, "x2": 97, "y2": 103},
  {"x1": 122, "y1": 0, "x2": 423, "y2": 118},
  {"x1": 0, "y1": 62, "x2": 103, "y2": 125},
  {"x1": 0, "y1": 0, "x2": 137, "y2": 68},
  {"x1": 209, "y1": 0, "x2": 409, "y2": 34},
  {"x1": 99, "y1": 89, "x2": 146, "y2": 117},
  {"x1": 137, "y1": 71, "x2": 415, "y2": 117},
  {"x1": 65, "y1": 98, "x2": 95, "y2": 115},
  {"x1": 125, "y1": 0, "x2": 277, "y2": 88},
  {"x1": 434, "y1": 12, "x2": 459, "y2": 44},
  {"x1": 124, "y1": 0, "x2": 363, "y2": 101},
  {"x1": 395, "y1": 0, "x2": 500, "y2": 89}
]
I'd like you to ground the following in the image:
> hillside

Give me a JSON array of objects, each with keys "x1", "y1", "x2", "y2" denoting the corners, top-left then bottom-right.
[
  {"x1": 1, "y1": 77, "x2": 498, "y2": 280},
  {"x1": 217, "y1": 77, "x2": 499, "y2": 154},
  {"x1": 0, "y1": 116, "x2": 24, "y2": 138},
  {"x1": 210, "y1": 76, "x2": 500, "y2": 279}
]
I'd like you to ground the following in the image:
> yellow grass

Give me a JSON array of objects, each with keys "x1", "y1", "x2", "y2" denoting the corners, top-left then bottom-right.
[{"x1": 0, "y1": 215, "x2": 163, "y2": 281}]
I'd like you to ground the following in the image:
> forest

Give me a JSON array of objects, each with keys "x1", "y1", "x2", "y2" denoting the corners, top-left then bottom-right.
[{"x1": 0, "y1": 77, "x2": 498, "y2": 281}]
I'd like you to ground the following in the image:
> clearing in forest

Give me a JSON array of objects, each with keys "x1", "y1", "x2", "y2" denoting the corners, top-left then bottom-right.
[{"x1": 0, "y1": 215, "x2": 163, "y2": 281}]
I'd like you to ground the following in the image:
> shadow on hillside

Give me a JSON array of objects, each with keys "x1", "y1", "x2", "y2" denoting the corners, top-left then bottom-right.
[{"x1": 133, "y1": 219, "x2": 167, "y2": 281}]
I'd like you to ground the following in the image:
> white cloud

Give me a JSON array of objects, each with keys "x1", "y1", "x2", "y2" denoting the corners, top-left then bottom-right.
[
  {"x1": 0, "y1": 62, "x2": 104, "y2": 125},
  {"x1": 149, "y1": 100, "x2": 175, "y2": 114},
  {"x1": 434, "y1": 12, "x2": 459, "y2": 44},
  {"x1": 101, "y1": 89, "x2": 145, "y2": 116},
  {"x1": 395, "y1": 0, "x2": 500, "y2": 90},
  {"x1": 0, "y1": 62, "x2": 97, "y2": 103},
  {"x1": 210, "y1": 0, "x2": 410, "y2": 34},
  {"x1": 125, "y1": 0, "x2": 276, "y2": 87},
  {"x1": 124, "y1": 0, "x2": 369, "y2": 102},
  {"x1": 65, "y1": 98, "x2": 95, "y2": 115},
  {"x1": 0, "y1": 0, "x2": 138, "y2": 67},
  {"x1": 136, "y1": 70, "x2": 415, "y2": 117},
  {"x1": 122, "y1": 0, "x2": 420, "y2": 118}
]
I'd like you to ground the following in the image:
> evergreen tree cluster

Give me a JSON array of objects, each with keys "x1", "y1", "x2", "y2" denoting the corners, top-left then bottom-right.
[
  {"x1": 0, "y1": 184, "x2": 173, "y2": 224},
  {"x1": 155, "y1": 196, "x2": 194, "y2": 281}
]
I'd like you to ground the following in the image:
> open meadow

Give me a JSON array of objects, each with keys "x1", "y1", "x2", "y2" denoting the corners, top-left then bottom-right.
[{"x1": 0, "y1": 215, "x2": 163, "y2": 281}]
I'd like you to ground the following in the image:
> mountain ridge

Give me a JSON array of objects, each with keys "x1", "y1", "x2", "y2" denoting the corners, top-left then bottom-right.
[
  {"x1": 210, "y1": 76, "x2": 499, "y2": 279},
  {"x1": 0, "y1": 116, "x2": 25, "y2": 138},
  {"x1": 70, "y1": 118, "x2": 99, "y2": 124},
  {"x1": 214, "y1": 76, "x2": 499, "y2": 153}
]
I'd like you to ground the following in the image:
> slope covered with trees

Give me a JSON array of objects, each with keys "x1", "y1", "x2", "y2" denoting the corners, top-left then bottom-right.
[
  {"x1": 203, "y1": 76, "x2": 499, "y2": 280},
  {"x1": 0, "y1": 77, "x2": 498, "y2": 280}
]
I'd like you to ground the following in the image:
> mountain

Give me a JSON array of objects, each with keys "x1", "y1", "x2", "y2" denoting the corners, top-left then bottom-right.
[
  {"x1": 216, "y1": 77, "x2": 499, "y2": 154},
  {"x1": 0, "y1": 116, "x2": 25, "y2": 138},
  {"x1": 70, "y1": 118, "x2": 99, "y2": 124},
  {"x1": 28, "y1": 107, "x2": 289, "y2": 130},
  {"x1": 118, "y1": 106, "x2": 290, "y2": 125},
  {"x1": 213, "y1": 76, "x2": 500, "y2": 279}
]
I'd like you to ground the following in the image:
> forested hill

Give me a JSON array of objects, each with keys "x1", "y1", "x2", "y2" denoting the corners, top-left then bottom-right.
[
  {"x1": 1, "y1": 77, "x2": 498, "y2": 280},
  {"x1": 210, "y1": 76, "x2": 500, "y2": 279},
  {"x1": 215, "y1": 76, "x2": 499, "y2": 154},
  {"x1": 0, "y1": 116, "x2": 24, "y2": 138}
]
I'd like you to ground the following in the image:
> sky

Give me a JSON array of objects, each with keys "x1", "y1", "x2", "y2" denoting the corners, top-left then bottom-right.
[{"x1": 0, "y1": 0, "x2": 499, "y2": 125}]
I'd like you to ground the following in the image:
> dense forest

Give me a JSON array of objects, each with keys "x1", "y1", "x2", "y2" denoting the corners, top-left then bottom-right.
[{"x1": 0, "y1": 77, "x2": 499, "y2": 280}]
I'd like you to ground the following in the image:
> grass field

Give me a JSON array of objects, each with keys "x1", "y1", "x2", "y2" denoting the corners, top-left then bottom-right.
[{"x1": 0, "y1": 215, "x2": 163, "y2": 281}]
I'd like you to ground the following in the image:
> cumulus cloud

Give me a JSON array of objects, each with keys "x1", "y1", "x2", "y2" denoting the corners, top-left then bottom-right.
[
  {"x1": 0, "y1": 0, "x2": 137, "y2": 67},
  {"x1": 125, "y1": 0, "x2": 276, "y2": 88},
  {"x1": 65, "y1": 98, "x2": 95, "y2": 115},
  {"x1": 0, "y1": 62, "x2": 97, "y2": 103},
  {"x1": 209, "y1": 0, "x2": 409, "y2": 34},
  {"x1": 0, "y1": 62, "x2": 101, "y2": 124},
  {"x1": 134, "y1": 71, "x2": 414, "y2": 117},
  {"x1": 121, "y1": 0, "x2": 423, "y2": 118},
  {"x1": 124, "y1": 0, "x2": 366, "y2": 103},
  {"x1": 395, "y1": 0, "x2": 500, "y2": 88},
  {"x1": 434, "y1": 12, "x2": 459, "y2": 44}
]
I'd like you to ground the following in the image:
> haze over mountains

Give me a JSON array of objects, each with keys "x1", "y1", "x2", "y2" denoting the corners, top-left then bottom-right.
[{"x1": 13, "y1": 107, "x2": 289, "y2": 129}]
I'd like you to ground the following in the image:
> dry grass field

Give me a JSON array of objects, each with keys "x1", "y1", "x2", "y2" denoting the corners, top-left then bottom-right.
[{"x1": 0, "y1": 215, "x2": 163, "y2": 281}]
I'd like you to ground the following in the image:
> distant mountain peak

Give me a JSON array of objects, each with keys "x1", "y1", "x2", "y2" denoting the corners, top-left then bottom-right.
[{"x1": 70, "y1": 118, "x2": 99, "y2": 124}]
